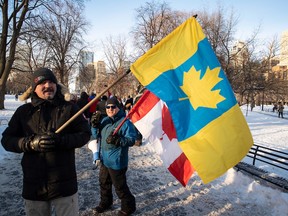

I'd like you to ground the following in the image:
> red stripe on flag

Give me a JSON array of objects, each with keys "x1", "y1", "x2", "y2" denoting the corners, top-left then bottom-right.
[
  {"x1": 168, "y1": 153, "x2": 195, "y2": 186},
  {"x1": 162, "y1": 104, "x2": 177, "y2": 140},
  {"x1": 162, "y1": 104, "x2": 194, "y2": 186},
  {"x1": 128, "y1": 90, "x2": 160, "y2": 122}
]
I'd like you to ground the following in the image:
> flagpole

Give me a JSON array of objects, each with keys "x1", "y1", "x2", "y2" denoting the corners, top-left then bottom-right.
[
  {"x1": 56, "y1": 69, "x2": 131, "y2": 133},
  {"x1": 112, "y1": 115, "x2": 129, "y2": 135},
  {"x1": 112, "y1": 89, "x2": 149, "y2": 135}
]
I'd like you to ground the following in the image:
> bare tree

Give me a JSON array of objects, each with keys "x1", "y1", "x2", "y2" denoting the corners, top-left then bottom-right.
[
  {"x1": 131, "y1": 2, "x2": 240, "y2": 74},
  {"x1": 131, "y1": 2, "x2": 242, "y2": 94},
  {"x1": 34, "y1": 0, "x2": 88, "y2": 86},
  {"x1": 0, "y1": 0, "x2": 39, "y2": 109},
  {"x1": 101, "y1": 35, "x2": 138, "y2": 97},
  {"x1": 195, "y1": 5, "x2": 241, "y2": 85},
  {"x1": 132, "y1": 1, "x2": 190, "y2": 55},
  {"x1": 102, "y1": 35, "x2": 128, "y2": 74},
  {"x1": 259, "y1": 36, "x2": 286, "y2": 104},
  {"x1": 10, "y1": 23, "x2": 53, "y2": 91},
  {"x1": 0, "y1": 0, "x2": 87, "y2": 109},
  {"x1": 229, "y1": 35, "x2": 283, "y2": 107}
]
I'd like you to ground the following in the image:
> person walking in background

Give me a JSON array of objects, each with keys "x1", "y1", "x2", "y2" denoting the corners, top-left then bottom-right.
[
  {"x1": 96, "y1": 95, "x2": 108, "y2": 120},
  {"x1": 124, "y1": 95, "x2": 133, "y2": 112},
  {"x1": 88, "y1": 92, "x2": 99, "y2": 120},
  {"x1": 278, "y1": 102, "x2": 284, "y2": 118},
  {"x1": 250, "y1": 100, "x2": 255, "y2": 111},
  {"x1": 116, "y1": 95, "x2": 125, "y2": 110},
  {"x1": 90, "y1": 95, "x2": 108, "y2": 139},
  {"x1": 1, "y1": 68, "x2": 91, "y2": 216},
  {"x1": 272, "y1": 103, "x2": 278, "y2": 112},
  {"x1": 91, "y1": 96, "x2": 137, "y2": 216},
  {"x1": 76, "y1": 91, "x2": 90, "y2": 121}
]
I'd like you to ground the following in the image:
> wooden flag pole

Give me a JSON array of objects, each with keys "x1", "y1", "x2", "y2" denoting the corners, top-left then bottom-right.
[{"x1": 56, "y1": 69, "x2": 131, "y2": 133}]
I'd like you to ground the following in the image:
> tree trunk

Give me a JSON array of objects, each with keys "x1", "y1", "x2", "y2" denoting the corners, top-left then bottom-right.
[{"x1": 0, "y1": 81, "x2": 6, "y2": 109}]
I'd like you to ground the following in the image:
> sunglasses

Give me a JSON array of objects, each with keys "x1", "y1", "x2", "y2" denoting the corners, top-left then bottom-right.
[{"x1": 106, "y1": 105, "x2": 117, "y2": 109}]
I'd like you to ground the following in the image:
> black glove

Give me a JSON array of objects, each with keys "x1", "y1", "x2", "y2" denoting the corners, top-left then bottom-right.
[
  {"x1": 106, "y1": 132, "x2": 121, "y2": 147},
  {"x1": 22, "y1": 133, "x2": 60, "y2": 152},
  {"x1": 91, "y1": 111, "x2": 101, "y2": 128}
]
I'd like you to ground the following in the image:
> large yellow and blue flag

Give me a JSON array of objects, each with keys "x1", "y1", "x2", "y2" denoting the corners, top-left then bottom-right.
[{"x1": 130, "y1": 17, "x2": 253, "y2": 183}]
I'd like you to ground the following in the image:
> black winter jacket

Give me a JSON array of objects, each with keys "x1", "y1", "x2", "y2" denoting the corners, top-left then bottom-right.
[{"x1": 1, "y1": 88, "x2": 91, "y2": 201}]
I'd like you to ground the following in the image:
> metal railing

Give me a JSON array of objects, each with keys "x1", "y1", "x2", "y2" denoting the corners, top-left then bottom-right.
[
  {"x1": 246, "y1": 144, "x2": 288, "y2": 171},
  {"x1": 235, "y1": 144, "x2": 288, "y2": 191}
]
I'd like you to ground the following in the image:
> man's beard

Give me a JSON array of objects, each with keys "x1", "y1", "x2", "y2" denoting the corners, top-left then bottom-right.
[
  {"x1": 45, "y1": 94, "x2": 55, "y2": 100},
  {"x1": 43, "y1": 88, "x2": 56, "y2": 99}
]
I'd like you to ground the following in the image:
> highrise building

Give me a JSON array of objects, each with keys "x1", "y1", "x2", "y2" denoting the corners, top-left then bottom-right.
[
  {"x1": 95, "y1": 61, "x2": 107, "y2": 94},
  {"x1": 279, "y1": 31, "x2": 288, "y2": 66},
  {"x1": 72, "y1": 51, "x2": 95, "y2": 94},
  {"x1": 80, "y1": 51, "x2": 94, "y2": 66}
]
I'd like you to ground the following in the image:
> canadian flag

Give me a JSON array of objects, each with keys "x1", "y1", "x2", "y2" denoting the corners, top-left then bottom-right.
[{"x1": 128, "y1": 90, "x2": 194, "y2": 186}]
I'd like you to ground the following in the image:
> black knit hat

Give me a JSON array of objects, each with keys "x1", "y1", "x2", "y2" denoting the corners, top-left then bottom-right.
[
  {"x1": 106, "y1": 96, "x2": 120, "y2": 108},
  {"x1": 32, "y1": 68, "x2": 57, "y2": 90},
  {"x1": 101, "y1": 95, "x2": 108, "y2": 100}
]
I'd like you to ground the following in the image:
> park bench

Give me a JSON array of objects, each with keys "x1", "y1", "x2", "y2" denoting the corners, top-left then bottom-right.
[
  {"x1": 235, "y1": 144, "x2": 288, "y2": 192},
  {"x1": 247, "y1": 144, "x2": 288, "y2": 171}
]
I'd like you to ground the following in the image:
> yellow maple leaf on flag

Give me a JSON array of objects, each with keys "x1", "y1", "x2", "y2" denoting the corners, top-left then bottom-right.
[{"x1": 180, "y1": 66, "x2": 225, "y2": 110}]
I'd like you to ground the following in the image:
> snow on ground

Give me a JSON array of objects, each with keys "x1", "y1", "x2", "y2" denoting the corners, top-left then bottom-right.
[{"x1": 0, "y1": 95, "x2": 287, "y2": 216}]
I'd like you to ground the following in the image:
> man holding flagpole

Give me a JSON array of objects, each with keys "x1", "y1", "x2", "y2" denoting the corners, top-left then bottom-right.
[{"x1": 1, "y1": 68, "x2": 91, "y2": 216}]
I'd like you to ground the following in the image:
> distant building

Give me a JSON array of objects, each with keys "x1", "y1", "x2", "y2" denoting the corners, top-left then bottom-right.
[
  {"x1": 95, "y1": 61, "x2": 107, "y2": 94},
  {"x1": 272, "y1": 65, "x2": 287, "y2": 80},
  {"x1": 279, "y1": 31, "x2": 288, "y2": 66},
  {"x1": 80, "y1": 51, "x2": 94, "y2": 67},
  {"x1": 231, "y1": 41, "x2": 248, "y2": 66},
  {"x1": 272, "y1": 31, "x2": 288, "y2": 80},
  {"x1": 72, "y1": 51, "x2": 95, "y2": 93}
]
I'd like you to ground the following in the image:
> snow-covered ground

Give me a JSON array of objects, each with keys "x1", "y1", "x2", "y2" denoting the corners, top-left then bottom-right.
[{"x1": 0, "y1": 95, "x2": 287, "y2": 216}]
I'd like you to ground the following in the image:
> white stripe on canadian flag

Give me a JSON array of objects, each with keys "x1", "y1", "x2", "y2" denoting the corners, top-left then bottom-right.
[{"x1": 129, "y1": 90, "x2": 194, "y2": 186}]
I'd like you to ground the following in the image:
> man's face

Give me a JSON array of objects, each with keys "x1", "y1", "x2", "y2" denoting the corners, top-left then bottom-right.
[
  {"x1": 34, "y1": 80, "x2": 57, "y2": 100},
  {"x1": 106, "y1": 104, "x2": 119, "y2": 117}
]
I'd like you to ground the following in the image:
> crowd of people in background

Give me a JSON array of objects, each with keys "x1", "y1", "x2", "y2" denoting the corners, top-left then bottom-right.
[{"x1": 73, "y1": 91, "x2": 139, "y2": 123}]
